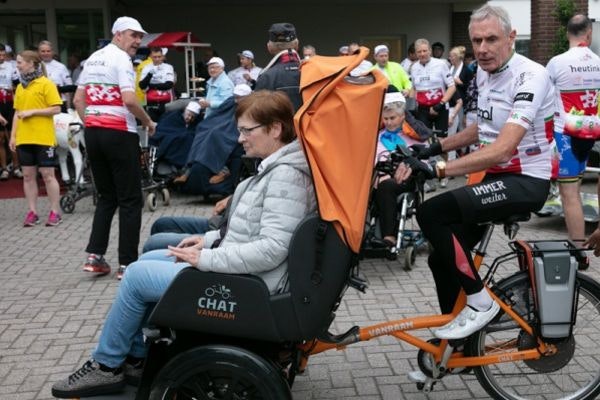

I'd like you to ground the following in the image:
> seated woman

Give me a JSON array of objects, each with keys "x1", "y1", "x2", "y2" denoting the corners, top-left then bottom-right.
[
  {"x1": 51, "y1": 90, "x2": 317, "y2": 399},
  {"x1": 373, "y1": 92, "x2": 430, "y2": 248}
]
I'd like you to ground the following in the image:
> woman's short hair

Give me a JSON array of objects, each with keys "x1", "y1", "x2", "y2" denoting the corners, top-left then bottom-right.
[
  {"x1": 19, "y1": 50, "x2": 46, "y2": 76},
  {"x1": 235, "y1": 90, "x2": 296, "y2": 143},
  {"x1": 383, "y1": 101, "x2": 406, "y2": 115}
]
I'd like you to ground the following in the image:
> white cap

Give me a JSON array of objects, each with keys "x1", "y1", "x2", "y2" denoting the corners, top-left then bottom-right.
[
  {"x1": 111, "y1": 16, "x2": 147, "y2": 35},
  {"x1": 374, "y1": 44, "x2": 389, "y2": 56},
  {"x1": 384, "y1": 92, "x2": 406, "y2": 105},
  {"x1": 238, "y1": 50, "x2": 254, "y2": 59},
  {"x1": 185, "y1": 101, "x2": 201, "y2": 114},
  {"x1": 161, "y1": 47, "x2": 168, "y2": 56},
  {"x1": 233, "y1": 83, "x2": 252, "y2": 97},
  {"x1": 4, "y1": 45, "x2": 12, "y2": 54},
  {"x1": 207, "y1": 56, "x2": 225, "y2": 68}
]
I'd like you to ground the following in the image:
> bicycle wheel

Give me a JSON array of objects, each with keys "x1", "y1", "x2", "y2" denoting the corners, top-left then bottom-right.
[
  {"x1": 469, "y1": 271, "x2": 600, "y2": 400},
  {"x1": 149, "y1": 345, "x2": 292, "y2": 400}
]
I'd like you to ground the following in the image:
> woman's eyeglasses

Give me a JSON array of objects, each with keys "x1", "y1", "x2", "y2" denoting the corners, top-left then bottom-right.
[{"x1": 237, "y1": 124, "x2": 263, "y2": 136}]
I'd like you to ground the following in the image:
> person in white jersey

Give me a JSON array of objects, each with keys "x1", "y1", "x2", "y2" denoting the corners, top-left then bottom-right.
[
  {"x1": 38, "y1": 40, "x2": 74, "y2": 109},
  {"x1": 546, "y1": 15, "x2": 600, "y2": 252},
  {"x1": 73, "y1": 16, "x2": 156, "y2": 280},
  {"x1": 227, "y1": 50, "x2": 262, "y2": 86},
  {"x1": 139, "y1": 46, "x2": 175, "y2": 121},
  {"x1": 0, "y1": 43, "x2": 19, "y2": 180},
  {"x1": 395, "y1": 4, "x2": 554, "y2": 340}
]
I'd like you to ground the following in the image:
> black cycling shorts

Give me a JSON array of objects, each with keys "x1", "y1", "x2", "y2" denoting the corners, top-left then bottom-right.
[{"x1": 17, "y1": 144, "x2": 58, "y2": 167}]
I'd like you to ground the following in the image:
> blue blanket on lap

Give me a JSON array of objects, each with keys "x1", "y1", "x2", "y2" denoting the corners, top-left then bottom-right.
[
  {"x1": 187, "y1": 96, "x2": 239, "y2": 174},
  {"x1": 150, "y1": 110, "x2": 199, "y2": 169}
]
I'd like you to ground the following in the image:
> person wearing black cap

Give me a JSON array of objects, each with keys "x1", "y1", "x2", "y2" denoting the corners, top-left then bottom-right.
[{"x1": 255, "y1": 22, "x2": 302, "y2": 111}]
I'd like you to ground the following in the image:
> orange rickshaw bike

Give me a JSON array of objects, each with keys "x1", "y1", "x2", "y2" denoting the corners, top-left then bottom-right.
[{"x1": 90, "y1": 49, "x2": 600, "y2": 400}]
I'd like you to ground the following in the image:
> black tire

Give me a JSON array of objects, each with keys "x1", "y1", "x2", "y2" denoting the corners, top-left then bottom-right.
[
  {"x1": 60, "y1": 194, "x2": 75, "y2": 214},
  {"x1": 469, "y1": 271, "x2": 600, "y2": 400},
  {"x1": 149, "y1": 345, "x2": 292, "y2": 400}
]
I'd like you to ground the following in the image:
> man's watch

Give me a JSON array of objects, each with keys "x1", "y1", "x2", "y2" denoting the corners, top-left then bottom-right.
[{"x1": 435, "y1": 161, "x2": 446, "y2": 178}]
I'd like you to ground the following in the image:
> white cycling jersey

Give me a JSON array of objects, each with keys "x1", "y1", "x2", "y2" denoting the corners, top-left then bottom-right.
[
  {"x1": 410, "y1": 57, "x2": 454, "y2": 106},
  {"x1": 140, "y1": 62, "x2": 175, "y2": 103},
  {"x1": 546, "y1": 46, "x2": 600, "y2": 139},
  {"x1": 0, "y1": 61, "x2": 17, "y2": 102},
  {"x1": 77, "y1": 43, "x2": 137, "y2": 133},
  {"x1": 477, "y1": 52, "x2": 556, "y2": 180},
  {"x1": 44, "y1": 59, "x2": 72, "y2": 102}
]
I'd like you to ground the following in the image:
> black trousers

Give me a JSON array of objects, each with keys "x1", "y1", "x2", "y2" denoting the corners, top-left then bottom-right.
[
  {"x1": 374, "y1": 179, "x2": 412, "y2": 238},
  {"x1": 416, "y1": 105, "x2": 449, "y2": 137},
  {"x1": 84, "y1": 127, "x2": 143, "y2": 265},
  {"x1": 416, "y1": 174, "x2": 549, "y2": 313}
]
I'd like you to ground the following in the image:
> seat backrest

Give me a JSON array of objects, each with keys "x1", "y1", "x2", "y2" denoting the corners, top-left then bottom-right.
[{"x1": 282, "y1": 215, "x2": 354, "y2": 339}]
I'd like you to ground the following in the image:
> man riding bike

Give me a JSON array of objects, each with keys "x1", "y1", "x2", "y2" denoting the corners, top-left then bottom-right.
[{"x1": 395, "y1": 4, "x2": 555, "y2": 340}]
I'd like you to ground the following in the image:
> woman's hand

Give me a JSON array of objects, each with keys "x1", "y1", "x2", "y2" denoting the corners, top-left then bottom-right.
[
  {"x1": 0, "y1": 114, "x2": 7, "y2": 126},
  {"x1": 394, "y1": 162, "x2": 413, "y2": 184},
  {"x1": 167, "y1": 245, "x2": 201, "y2": 266},
  {"x1": 177, "y1": 235, "x2": 203, "y2": 249},
  {"x1": 584, "y1": 228, "x2": 600, "y2": 257},
  {"x1": 213, "y1": 195, "x2": 231, "y2": 215},
  {"x1": 17, "y1": 110, "x2": 34, "y2": 119}
]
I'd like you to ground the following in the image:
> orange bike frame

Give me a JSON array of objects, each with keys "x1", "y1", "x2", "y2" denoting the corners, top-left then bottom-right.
[{"x1": 298, "y1": 250, "x2": 550, "y2": 372}]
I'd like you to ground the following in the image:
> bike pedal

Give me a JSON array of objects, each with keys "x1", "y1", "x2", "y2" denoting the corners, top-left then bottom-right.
[{"x1": 407, "y1": 370, "x2": 427, "y2": 383}]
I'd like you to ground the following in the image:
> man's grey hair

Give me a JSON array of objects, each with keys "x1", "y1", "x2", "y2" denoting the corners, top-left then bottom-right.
[
  {"x1": 414, "y1": 38, "x2": 430, "y2": 49},
  {"x1": 38, "y1": 40, "x2": 54, "y2": 50},
  {"x1": 469, "y1": 4, "x2": 512, "y2": 36}
]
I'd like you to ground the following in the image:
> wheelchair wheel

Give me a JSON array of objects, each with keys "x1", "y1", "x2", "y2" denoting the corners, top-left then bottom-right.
[
  {"x1": 468, "y1": 271, "x2": 600, "y2": 400},
  {"x1": 146, "y1": 192, "x2": 158, "y2": 212},
  {"x1": 404, "y1": 246, "x2": 416, "y2": 271},
  {"x1": 149, "y1": 345, "x2": 292, "y2": 400},
  {"x1": 161, "y1": 188, "x2": 171, "y2": 206},
  {"x1": 60, "y1": 194, "x2": 76, "y2": 214}
]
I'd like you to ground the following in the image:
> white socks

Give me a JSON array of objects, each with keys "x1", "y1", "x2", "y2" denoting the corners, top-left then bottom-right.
[{"x1": 467, "y1": 289, "x2": 493, "y2": 312}]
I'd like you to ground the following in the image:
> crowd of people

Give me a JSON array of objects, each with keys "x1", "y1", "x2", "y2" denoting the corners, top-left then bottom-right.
[{"x1": 0, "y1": 4, "x2": 599, "y2": 398}]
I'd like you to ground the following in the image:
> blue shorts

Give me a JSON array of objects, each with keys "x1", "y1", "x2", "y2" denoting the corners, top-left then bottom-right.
[{"x1": 554, "y1": 131, "x2": 595, "y2": 182}]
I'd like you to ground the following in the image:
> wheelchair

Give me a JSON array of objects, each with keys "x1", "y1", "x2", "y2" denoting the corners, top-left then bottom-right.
[
  {"x1": 128, "y1": 215, "x2": 365, "y2": 400},
  {"x1": 361, "y1": 147, "x2": 428, "y2": 270}
]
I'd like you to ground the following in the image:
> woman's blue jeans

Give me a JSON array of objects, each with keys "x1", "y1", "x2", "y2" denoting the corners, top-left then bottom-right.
[{"x1": 92, "y1": 250, "x2": 188, "y2": 367}]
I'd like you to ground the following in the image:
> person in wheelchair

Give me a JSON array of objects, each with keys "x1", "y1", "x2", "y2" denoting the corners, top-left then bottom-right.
[
  {"x1": 395, "y1": 4, "x2": 554, "y2": 341},
  {"x1": 51, "y1": 90, "x2": 317, "y2": 398},
  {"x1": 372, "y1": 91, "x2": 430, "y2": 249}
]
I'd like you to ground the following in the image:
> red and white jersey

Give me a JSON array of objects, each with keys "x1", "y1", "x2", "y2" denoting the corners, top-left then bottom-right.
[
  {"x1": 410, "y1": 57, "x2": 454, "y2": 106},
  {"x1": 477, "y1": 52, "x2": 556, "y2": 180},
  {"x1": 140, "y1": 62, "x2": 175, "y2": 103},
  {"x1": 77, "y1": 43, "x2": 137, "y2": 133},
  {"x1": 0, "y1": 61, "x2": 17, "y2": 102},
  {"x1": 44, "y1": 59, "x2": 73, "y2": 102},
  {"x1": 546, "y1": 46, "x2": 600, "y2": 139}
]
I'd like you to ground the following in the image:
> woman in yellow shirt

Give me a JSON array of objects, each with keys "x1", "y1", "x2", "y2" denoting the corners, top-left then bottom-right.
[{"x1": 9, "y1": 50, "x2": 62, "y2": 227}]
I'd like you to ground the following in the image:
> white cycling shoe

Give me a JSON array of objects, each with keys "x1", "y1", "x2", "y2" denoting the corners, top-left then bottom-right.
[{"x1": 434, "y1": 302, "x2": 500, "y2": 340}]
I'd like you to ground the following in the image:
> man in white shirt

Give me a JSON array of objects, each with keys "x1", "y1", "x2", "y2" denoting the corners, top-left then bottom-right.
[
  {"x1": 139, "y1": 47, "x2": 175, "y2": 121},
  {"x1": 227, "y1": 50, "x2": 262, "y2": 87},
  {"x1": 38, "y1": 40, "x2": 74, "y2": 109}
]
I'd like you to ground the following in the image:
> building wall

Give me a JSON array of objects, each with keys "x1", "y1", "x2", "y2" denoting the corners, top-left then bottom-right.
[
  {"x1": 531, "y1": 0, "x2": 589, "y2": 64},
  {"x1": 127, "y1": 3, "x2": 454, "y2": 68}
]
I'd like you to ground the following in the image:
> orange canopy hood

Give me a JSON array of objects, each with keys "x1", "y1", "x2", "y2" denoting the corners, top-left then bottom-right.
[{"x1": 294, "y1": 47, "x2": 388, "y2": 253}]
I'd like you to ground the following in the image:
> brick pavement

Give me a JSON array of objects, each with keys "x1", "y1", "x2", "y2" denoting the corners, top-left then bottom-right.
[{"x1": 1, "y1": 177, "x2": 600, "y2": 400}]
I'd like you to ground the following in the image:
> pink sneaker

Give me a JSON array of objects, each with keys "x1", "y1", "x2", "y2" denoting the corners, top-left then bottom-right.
[
  {"x1": 46, "y1": 210, "x2": 62, "y2": 226},
  {"x1": 23, "y1": 211, "x2": 39, "y2": 227}
]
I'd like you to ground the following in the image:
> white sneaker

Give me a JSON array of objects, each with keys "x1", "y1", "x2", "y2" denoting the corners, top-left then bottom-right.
[
  {"x1": 440, "y1": 177, "x2": 449, "y2": 188},
  {"x1": 434, "y1": 302, "x2": 500, "y2": 340}
]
